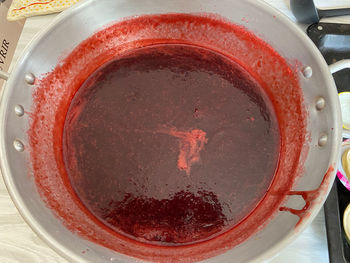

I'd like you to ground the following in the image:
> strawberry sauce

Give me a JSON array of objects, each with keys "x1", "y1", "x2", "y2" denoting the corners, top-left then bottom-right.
[
  {"x1": 29, "y1": 14, "x2": 310, "y2": 262},
  {"x1": 62, "y1": 44, "x2": 280, "y2": 245}
]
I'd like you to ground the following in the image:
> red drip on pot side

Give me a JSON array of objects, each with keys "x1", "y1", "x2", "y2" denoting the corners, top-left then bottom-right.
[
  {"x1": 279, "y1": 165, "x2": 335, "y2": 226},
  {"x1": 29, "y1": 14, "x2": 309, "y2": 262}
]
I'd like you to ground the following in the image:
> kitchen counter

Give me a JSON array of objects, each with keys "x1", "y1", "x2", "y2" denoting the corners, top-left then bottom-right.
[{"x1": 1, "y1": 0, "x2": 349, "y2": 262}]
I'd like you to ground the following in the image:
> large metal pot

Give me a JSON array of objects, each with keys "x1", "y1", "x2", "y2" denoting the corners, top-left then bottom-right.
[{"x1": 0, "y1": 0, "x2": 346, "y2": 262}]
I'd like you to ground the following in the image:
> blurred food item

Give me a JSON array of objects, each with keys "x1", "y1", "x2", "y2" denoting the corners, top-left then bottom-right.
[
  {"x1": 7, "y1": 0, "x2": 80, "y2": 21},
  {"x1": 344, "y1": 203, "x2": 350, "y2": 243},
  {"x1": 339, "y1": 92, "x2": 350, "y2": 130},
  {"x1": 343, "y1": 148, "x2": 350, "y2": 177}
]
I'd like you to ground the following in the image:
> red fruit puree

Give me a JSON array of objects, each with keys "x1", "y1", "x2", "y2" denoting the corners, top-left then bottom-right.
[
  {"x1": 29, "y1": 14, "x2": 310, "y2": 262},
  {"x1": 63, "y1": 44, "x2": 280, "y2": 245}
]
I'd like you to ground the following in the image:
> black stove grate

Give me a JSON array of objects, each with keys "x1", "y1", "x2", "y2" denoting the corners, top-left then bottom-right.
[{"x1": 308, "y1": 23, "x2": 350, "y2": 94}]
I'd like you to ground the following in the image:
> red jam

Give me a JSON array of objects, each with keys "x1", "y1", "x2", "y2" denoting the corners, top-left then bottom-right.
[
  {"x1": 63, "y1": 44, "x2": 280, "y2": 245},
  {"x1": 29, "y1": 14, "x2": 308, "y2": 262}
]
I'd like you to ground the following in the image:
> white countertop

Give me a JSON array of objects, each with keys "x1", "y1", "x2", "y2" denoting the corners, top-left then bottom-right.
[{"x1": 1, "y1": 0, "x2": 350, "y2": 262}]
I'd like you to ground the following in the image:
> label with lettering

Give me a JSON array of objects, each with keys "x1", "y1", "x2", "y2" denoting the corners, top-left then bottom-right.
[
  {"x1": 0, "y1": 1, "x2": 24, "y2": 87},
  {"x1": 0, "y1": 39, "x2": 10, "y2": 71}
]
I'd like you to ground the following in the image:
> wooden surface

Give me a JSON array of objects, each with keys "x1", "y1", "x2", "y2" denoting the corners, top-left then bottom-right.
[{"x1": 1, "y1": 0, "x2": 349, "y2": 262}]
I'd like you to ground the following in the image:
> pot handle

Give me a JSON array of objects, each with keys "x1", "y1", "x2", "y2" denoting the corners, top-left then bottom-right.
[
  {"x1": 329, "y1": 59, "x2": 350, "y2": 74},
  {"x1": 0, "y1": 70, "x2": 9, "y2": 81}
]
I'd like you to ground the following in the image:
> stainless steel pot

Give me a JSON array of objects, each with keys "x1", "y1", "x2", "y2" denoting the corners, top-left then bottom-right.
[{"x1": 0, "y1": 0, "x2": 346, "y2": 262}]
